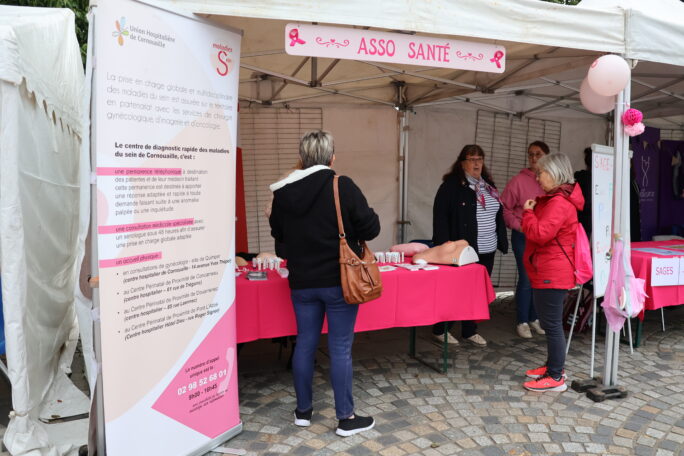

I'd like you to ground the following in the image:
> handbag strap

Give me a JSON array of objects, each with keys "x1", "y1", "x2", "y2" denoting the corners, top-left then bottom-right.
[
  {"x1": 333, "y1": 176, "x2": 346, "y2": 238},
  {"x1": 555, "y1": 238, "x2": 575, "y2": 270}
]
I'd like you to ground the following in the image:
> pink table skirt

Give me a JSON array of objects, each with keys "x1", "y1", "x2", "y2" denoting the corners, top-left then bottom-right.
[
  {"x1": 631, "y1": 240, "x2": 684, "y2": 311},
  {"x1": 236, "y1": 263, "x2": 496, "y2": 343}
]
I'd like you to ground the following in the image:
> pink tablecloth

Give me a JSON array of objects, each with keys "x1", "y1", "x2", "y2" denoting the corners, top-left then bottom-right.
[
  {"x1": 631, "y1": 240, "x2": 684, "y2": 311},
  {"x1": 236, "y1": 263, "x2": 496, "y2": 343}
]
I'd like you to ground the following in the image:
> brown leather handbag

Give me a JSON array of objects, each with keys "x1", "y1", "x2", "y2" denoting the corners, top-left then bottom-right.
[{"x1": 333, "y1": 176, "x2": 382, "y2": 304}]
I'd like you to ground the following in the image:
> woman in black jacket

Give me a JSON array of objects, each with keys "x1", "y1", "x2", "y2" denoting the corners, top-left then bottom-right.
[
  {"x1": 269, "y1": 130, "x2": 380, "y2": 437},
  {"x1": 432, "y1": 144, "x2": 508, "y2": 346}
]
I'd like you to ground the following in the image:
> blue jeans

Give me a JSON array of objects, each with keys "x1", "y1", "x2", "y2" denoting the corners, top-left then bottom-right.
[
  {"x1": 291, "y1": 286, "x2": 358, "y2": 420},
  {"x1": 512, "y1": 230, "x2": 537, "y2": 324},
  {"x1": 533, "y1": 288, "x2": 568, "y2": 379}
]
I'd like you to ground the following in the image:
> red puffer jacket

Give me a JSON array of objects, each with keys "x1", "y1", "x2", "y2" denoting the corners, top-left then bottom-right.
[{"x1": 522, "y1": 183, "x2": 584, "y2": 289}]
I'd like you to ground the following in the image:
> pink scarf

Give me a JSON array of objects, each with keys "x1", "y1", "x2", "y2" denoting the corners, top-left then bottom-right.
[{"x1": 467, "y1": 175, "x2": 500, "y2": 209}]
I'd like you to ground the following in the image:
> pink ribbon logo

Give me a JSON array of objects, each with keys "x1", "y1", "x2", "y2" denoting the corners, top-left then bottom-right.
[
  {"x1": 490, "y1": 50, "x2": 504, "y2": 69},
  {"x1": 289, "y1": 29, "x2": 306, "y2": 47}
]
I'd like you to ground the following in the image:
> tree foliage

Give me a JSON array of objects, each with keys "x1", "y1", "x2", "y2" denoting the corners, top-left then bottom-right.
[{"x1": 0, "y1": 0, "x2": 89, "y2": 65}]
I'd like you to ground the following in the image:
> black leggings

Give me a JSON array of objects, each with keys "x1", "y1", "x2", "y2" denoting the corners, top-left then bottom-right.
[
  {"x1": 433, "y1": 252, "x2": 495, "y2": 337},
  {"x1": 533, "y1": 288, "x2": 568, "y2": 379}
]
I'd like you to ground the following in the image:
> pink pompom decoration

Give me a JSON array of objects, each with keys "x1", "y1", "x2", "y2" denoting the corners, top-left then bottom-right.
[
  {"x1": 624, "y1": 122, "x2": 645, "y2": 137},
  {"x1": 622, "y1": 108, "x2": 643, "y2": 126}
]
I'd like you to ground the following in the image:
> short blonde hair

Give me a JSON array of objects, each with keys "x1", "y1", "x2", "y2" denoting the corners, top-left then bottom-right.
[
  {"x1": 538, "y1": 153, "x2": 575, "y2": 187},
  {"x1": 299, "y1": 130, "x2": 334, "y2": 168}
]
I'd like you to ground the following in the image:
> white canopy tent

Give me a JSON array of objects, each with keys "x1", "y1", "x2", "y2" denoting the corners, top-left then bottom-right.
[
  {"x1": 0, "y1": 6, "x2": 89, "y2": 456},
  {"x1": 0, "y1": 0, "x2": 676, "y2": 454},
  {"x1": 153, "y1": 0, "x2": 684, "y2": 287},
  {"x1": 151, "y1": 0, "x2": 682, "y2": 394},
  {"x1": 158, "y1": 0, "x2": 684, "y2": 126}
]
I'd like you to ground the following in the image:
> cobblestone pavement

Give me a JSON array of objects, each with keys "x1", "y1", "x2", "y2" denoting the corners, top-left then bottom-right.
[{"x1": 211, "y1": 298, "x2": 684, "y2": 456}]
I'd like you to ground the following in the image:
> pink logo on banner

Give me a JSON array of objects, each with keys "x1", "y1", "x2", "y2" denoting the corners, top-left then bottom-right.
[
  {"x1": 152, "y1": 308, "x2": 239, "y2": 438},
  {"x1": 490, "y1": 51, "x2": 504, "y2": 69},
  {"x1": 289, "y1": 29, "x2": 306, "y2": 46}
]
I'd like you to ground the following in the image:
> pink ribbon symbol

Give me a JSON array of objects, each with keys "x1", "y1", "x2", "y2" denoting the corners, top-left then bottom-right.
[
  {"x1": 490, "y1": 50, "x2": 504, "y2": 69},
  {"x1": 289, "y1": 29, "x2": 306, "y2": 47}
]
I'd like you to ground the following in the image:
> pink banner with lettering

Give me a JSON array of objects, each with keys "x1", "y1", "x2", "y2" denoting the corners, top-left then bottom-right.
[{"x1": 285, "y1": 23, "x2": 505, "y2": 73}]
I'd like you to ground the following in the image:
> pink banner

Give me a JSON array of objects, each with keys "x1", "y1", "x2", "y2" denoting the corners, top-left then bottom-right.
[
  {"x1": 285, "y1": 23, "x2": 505, "y2": 73},
  {"x1": 98, "y1": 218, "x2": 194, "y2": 234},
  {"x1": 99, "y1": 252, "x2": 162, "y2": 268},
  {"x1": 97, "y1": 167, "x2": 182, "y2": 176}
]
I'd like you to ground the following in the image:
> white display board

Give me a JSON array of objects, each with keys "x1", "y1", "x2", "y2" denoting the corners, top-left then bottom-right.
[
  {"x1": 591, "y1": 144, "x2": 614, "y2": 297},
  {"x1": 91, "y1": 0, "x2": 242, "y2": 454}
]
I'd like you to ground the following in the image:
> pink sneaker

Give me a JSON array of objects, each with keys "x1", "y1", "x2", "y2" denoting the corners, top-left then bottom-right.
[
  {"x1": 526, "y1": 366, "x2": 566, "y2": 379},
  {"x1": 524, "y1": 374, "x2": 567, "y2": 392}
]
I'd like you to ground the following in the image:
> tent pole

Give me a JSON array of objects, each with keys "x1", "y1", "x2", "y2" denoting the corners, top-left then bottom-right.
[
  {"x1": 590, "y1": 296, "x2": 597, "y2": 378},
  {"x1": 602, "y1": 64, "x2": 632, "y2": 388},
  {"x1": 398, "y1": 110, "x2": 409, "y2": 243}
]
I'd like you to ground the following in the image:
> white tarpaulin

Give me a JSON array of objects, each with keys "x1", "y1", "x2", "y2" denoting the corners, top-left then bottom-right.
[
  {"x1": 579, "y1": 0, "x2": 684, "y2": 67},
  {"x1": 166, "y1": 0, "x2": 626, "y2": 55},
  {"x1": 0, "y1": 6, "x2": 89, "y2": 456}
]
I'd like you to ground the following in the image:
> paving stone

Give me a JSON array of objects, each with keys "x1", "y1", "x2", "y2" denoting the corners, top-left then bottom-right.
[
  {"x1": 29, "y1": 298, "x2": 684, "y2": 456},
  {"x1": 481, "y1": 446, "x2": 506, "y2": 456}
]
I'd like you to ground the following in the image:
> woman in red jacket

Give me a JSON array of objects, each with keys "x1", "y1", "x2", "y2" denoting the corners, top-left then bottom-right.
[{"x1": 521, "y1": 153, "x2": 584, "y2": 392}]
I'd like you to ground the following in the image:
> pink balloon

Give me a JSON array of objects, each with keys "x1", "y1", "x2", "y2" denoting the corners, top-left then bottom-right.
[
  {"x1": 587, "y1": 55, "x2": 630, "y2": 96},
  {"x1": 580, "y1": 78, "x2": 615, "y2": 114}
]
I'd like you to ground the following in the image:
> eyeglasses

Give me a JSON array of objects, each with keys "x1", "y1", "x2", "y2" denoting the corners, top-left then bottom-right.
[
  {"x1": 464, "y1": 157, "x2": 484, "y2": 163},
  {"x1": 535, "y1": 169, "x2": 548, "y2": 177}
]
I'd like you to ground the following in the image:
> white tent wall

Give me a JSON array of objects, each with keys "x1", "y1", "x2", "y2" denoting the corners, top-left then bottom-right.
[
  {"x1": 239, "y1": 104, "x2": 399, "y2": 254},
  {"x1": 241, "y1": 99, "x2": 608, "y2": 286},
  {"x1": 405, "y1": 107, "x2": 480, "y2": 246},
  {"x1": 0, "y1": 78, "x2": 88, "y2": 456},
  {"x1": 321, "y1": 105, "x2": 399, "y2": 252},
  {"x1": 405, "y1": 106, "x2": 608, "y2": 287},
  {"x1": 0, "y1": 6, "x2": 88, "y2": 455}
]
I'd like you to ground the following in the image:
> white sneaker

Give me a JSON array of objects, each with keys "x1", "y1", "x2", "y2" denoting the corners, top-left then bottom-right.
[
  {"x1": 432, "y1": 332, "x2": 459, "y2": 345},
  {"x1": 516, "y1": 323, "x2": 533, "y2": 339},
  {"x1": 465, "y1": 334, "x2": 487, "y2": 346},
  {"x1": 529, "y1": 320, "x2": 546, "y2": 335}
]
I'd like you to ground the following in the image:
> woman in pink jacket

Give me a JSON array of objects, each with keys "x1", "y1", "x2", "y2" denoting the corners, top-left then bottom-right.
[
  {"x1": 501, "y1": 141, "x2": 549, "y2": 339},
  {"x1": 521, "y1": 153, "x2": 583, "y2": 392}
]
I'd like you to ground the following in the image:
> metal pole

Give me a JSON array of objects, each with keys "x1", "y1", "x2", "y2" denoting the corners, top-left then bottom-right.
[
  {"x1": 397, "y1": 111, "x2": 406, "y2": 244},
  {"x1": 613, "y1": 76, "x2": 632, "y2": 385},
  {"x1": 397, "y1": 111, "x2": 410, "y2": 243},
  {"x1": 565, "y1": 285, "x2": 583, "y2": 355},
  {"x1": 603, "y1": 89, "x2": 623, "y2": 388},
  {"x1": 590, "y1": 296, "x2": 597, "y2": 378},
  {"x1": 603, "y1": 65, "x2": 632, "y2": 387}
]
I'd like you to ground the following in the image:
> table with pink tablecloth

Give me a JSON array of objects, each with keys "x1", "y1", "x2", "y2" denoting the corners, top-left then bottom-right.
[
  {"x1": 236, "y1": 263, "x2": 495, "y2": 343},
  {"x1": 631, "y1": 240, "x2": 684, "y2": 312}
]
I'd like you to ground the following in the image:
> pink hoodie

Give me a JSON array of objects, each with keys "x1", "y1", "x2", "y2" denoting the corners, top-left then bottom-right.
[{"x1": 501, "y1": 168, "x2": 545, "y2": 232}]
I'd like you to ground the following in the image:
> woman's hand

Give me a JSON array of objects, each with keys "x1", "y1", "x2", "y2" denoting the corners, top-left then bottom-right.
[{"x1": 523, "y1": 199, "x2": 536, "y2": 211}]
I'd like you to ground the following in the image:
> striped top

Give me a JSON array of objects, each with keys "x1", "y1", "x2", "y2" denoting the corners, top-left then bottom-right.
[{"x1": 466, "y1": 174, "x2": 500, "y2": 254}]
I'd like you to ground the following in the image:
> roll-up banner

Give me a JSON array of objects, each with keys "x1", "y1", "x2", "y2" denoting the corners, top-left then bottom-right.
[{"x1": 91, "y1": 0, "x2": 241, "y2": 453}]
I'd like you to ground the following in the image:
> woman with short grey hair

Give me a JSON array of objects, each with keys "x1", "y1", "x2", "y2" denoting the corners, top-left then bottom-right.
[
  {"x1": 299, "y1": 130, "x2": 335, "y2": 168},
  {"x1": 537, "y1": 152, "x2": 575, "y2": 188},
  {"x1": 270, "y1": 130, "x2": 380, "y2": 436},
  {"x1": 520, "y1": 152, "x2": 584, "y2": 392}
]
